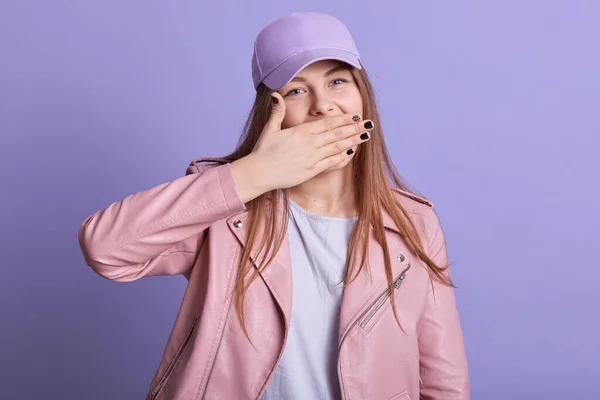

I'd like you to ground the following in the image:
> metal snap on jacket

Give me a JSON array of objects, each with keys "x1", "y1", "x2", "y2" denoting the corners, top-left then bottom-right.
[
  {"x1": 397, "y1": 253, "x2": 405, "y2": 262},
  {"x1": 233, "y1": 220, "x2": 243, "y2": 228}
]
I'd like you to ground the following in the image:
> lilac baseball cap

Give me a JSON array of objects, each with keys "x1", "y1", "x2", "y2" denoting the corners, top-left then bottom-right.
[{"x1": 251, "y1": 11, "x2": 363, "y2": 90}]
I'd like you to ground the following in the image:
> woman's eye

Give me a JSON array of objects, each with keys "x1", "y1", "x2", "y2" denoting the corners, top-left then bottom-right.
[
  {"x1": 285, "y1": 78, "x2": 347, "y2": 96},
  {"x1": 285, "y1": 88, "x2": 304, "y2": 96}
]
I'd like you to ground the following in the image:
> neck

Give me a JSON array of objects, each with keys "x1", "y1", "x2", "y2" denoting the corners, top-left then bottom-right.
[{"x1": 287, "y1": 163, "x2": 356, "y2": 218}]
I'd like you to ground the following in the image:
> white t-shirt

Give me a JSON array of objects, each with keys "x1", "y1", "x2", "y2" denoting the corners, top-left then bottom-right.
[{"x1": 261, "y1": 199, "x2": 357, "y2": 400}]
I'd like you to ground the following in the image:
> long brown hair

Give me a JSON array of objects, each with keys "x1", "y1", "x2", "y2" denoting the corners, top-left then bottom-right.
[{"x1": 216, "y1": 62, "x2": 453, "y2": 342}]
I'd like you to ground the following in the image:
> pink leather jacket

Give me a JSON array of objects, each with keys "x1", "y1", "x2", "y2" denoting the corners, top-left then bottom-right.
[{"x1": 78, "y1": 158, "x2": 470, "y2": 400}]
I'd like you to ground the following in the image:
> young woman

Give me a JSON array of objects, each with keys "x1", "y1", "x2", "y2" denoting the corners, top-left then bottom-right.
[{"x1": 79, "y1": 11, "x2": 469, "y2": 400}]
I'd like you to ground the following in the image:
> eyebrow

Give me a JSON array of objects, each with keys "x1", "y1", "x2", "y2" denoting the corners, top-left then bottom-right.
[{"x1": 290, "y1": 65, "x2": 350, "y2": 83}]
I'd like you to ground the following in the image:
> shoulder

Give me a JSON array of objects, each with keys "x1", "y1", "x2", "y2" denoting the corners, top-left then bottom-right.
[
  {"x1": 185, "y1": 157, "x2": 231, "y2": 175},
  {"x1": 390, "y1": 188, "x2": 441, "y2": 243},
  {"x1": 391, "y1": 187, "x2": 434, "y2": 214}
]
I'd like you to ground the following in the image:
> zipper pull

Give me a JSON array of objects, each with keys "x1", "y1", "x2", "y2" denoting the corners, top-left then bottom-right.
[
  {"x1": 393, "y1": 275, "x2": 405, "y2": 289},
  {"x1": 394, "y1": 263, "x2": 411, "y2": 289}
]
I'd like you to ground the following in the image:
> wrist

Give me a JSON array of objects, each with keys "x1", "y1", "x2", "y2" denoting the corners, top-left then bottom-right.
[{"x1": 230, "y1": 153, "x2": 270, "y2": 203}]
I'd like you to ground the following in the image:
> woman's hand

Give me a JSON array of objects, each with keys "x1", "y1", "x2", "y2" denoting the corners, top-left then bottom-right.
[{"x1": 247, "y1": 92, "x2": 373, "y2": 191}]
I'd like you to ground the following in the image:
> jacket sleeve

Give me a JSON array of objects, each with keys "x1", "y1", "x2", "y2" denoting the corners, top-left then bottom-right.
[
  {"x1": 418, "y1": 208, "x2": 470, "y2": 399},
  {"x1": 78, "y1": 162, "x2": 246, "y2": 282}
]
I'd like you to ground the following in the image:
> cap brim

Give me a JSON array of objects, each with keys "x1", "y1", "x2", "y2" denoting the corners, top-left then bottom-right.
[{"x1": 260, "y1": 48, "x2": 362, "y2": 90}]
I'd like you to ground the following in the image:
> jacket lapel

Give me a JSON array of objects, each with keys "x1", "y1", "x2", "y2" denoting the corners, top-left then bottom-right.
[
  {"x1": 226, "y1": 206, "x2": 293, "y2": 329},
  {"x1": 337, "y1": 208, "x2": 415, "y2": 344}
]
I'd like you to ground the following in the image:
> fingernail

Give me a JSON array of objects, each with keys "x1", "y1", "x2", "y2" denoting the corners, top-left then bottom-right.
[
  {"x1": 346, "y1": 149, "x2": 354, "y2": 155},
  {"x1": 271, "y1": 95, "x2": 278, "y2": 104},
  {"x1": 360, "y1": 132, "x2": 369, "y2": 140},
  {"x1": 352, "y1": 115, "x2": 361, "y2": 122},
  {"x1": 364, "y1": 121, "x2": 373, "y2": 129}
]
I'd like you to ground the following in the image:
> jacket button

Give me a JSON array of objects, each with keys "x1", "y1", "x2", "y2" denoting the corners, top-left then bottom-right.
[
  {"x1": 233, "y1": 220, "x2": 243, "y2": 228},
  {"x1": 397, "y1": 253, "x2": 405, "y2": 262}
]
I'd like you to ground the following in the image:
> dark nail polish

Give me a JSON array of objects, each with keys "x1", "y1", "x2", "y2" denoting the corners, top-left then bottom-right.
[
  {"x1": 346, "y1": 148, "x2": 354, "y2": 155},
  {"x1": 364, "y1": 121, "x2": 373, "y2": 129},
  {"x1": 352, "y1": 115, "x2": 361, "y2": 122},
  {"x1": 360, "y1": 132, "x2": 369, "y2": 140},
  {"x1": 271, "y1": 96, "x2": 278, "y2": 104}
]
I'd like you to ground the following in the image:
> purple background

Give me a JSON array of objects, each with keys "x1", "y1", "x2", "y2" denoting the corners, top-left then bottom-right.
[{"x1": 2, "y1": 1, "x2": 599, "y2": 399}]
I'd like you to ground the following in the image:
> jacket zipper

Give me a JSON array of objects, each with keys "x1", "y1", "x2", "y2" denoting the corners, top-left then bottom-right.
[
  {"x1": 337, "y1": 264, "x2": 411, "y2": 399},
  {"x1": 359, "y1": 264, "x2": 411, "y2": 328},
  {"x1": 150, "y1": 317, "x2": 198, "y2": 400}
]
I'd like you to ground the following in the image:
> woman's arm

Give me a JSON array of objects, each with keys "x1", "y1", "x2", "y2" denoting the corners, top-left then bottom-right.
[
  {"x1": 418, "y1": 209, "x2": 470, "y2": 399},
  {"x1": 78, "y1": 161, "x2": 249, "y2": 282}
]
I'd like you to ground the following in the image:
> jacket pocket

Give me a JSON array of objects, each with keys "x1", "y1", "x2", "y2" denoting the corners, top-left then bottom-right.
[
  {"x1": 389, "y1": 390, "x2": 410, "y2": 400},
  {"x1": 359, "y1": 264, "x2": 410, "y2": 331},
  {"x1": 149, "y1": 317, "x2": 198, "y2": 400}
]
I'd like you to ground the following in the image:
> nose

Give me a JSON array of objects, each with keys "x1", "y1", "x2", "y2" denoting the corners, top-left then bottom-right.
[{"x1": 309, "y1": 89, "x2": 336, "y2": 117}]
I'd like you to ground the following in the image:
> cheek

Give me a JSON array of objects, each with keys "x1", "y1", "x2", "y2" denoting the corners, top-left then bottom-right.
[
  {"x1": 350, "y1": 90, "x2": 364, "y2": 113},
  {"x1": 338, "y1": 88, "x2": 363, "y2": 115}
]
